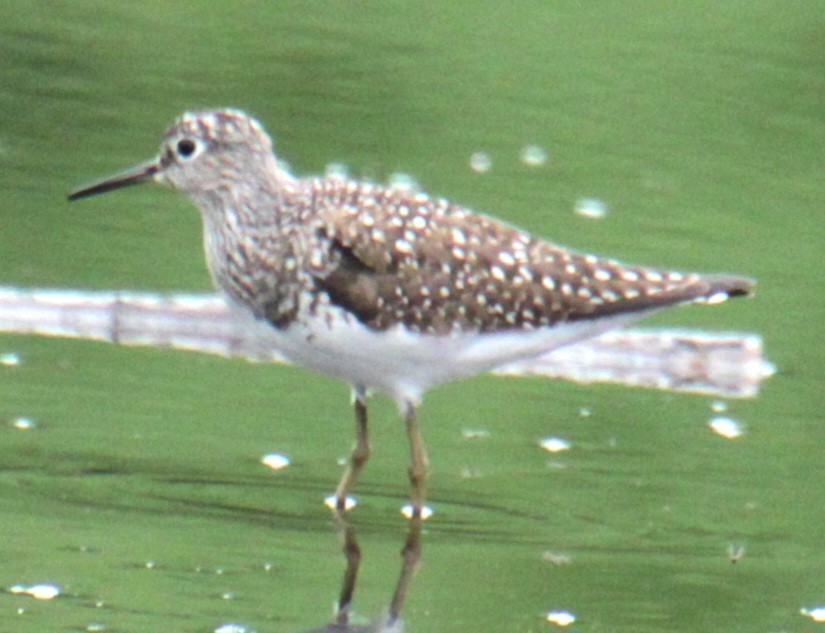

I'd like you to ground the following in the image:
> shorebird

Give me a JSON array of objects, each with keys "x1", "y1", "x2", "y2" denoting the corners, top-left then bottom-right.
[{"x1": 69, "y1": 108, "x2": 753, "y2": 631}]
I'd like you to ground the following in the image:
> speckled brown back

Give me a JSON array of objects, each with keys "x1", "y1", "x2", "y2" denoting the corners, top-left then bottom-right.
[{"x1": 305, "y1": 179, "x2": 752, "y2": 335}]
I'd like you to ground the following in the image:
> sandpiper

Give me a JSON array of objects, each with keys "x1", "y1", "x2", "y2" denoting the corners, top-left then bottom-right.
[{"x1": 69, "y1": 108, "x2": 753, "y2": 631}]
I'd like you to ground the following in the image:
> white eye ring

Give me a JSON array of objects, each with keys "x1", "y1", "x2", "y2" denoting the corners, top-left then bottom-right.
[{"x1": 175, "y1": 138, "x2": 201, "y2": 160}]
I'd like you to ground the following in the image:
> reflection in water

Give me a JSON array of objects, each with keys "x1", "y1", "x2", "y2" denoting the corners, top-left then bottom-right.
[
  {"x1": 311, "y1": 389, "x2": 426, "y2": 631},
  {"x1": 314, "y1": 515, "x2": 421, "y2": 633},
  {"x1": 726, "y1": 543, "x2": 746, "y2": 564}
]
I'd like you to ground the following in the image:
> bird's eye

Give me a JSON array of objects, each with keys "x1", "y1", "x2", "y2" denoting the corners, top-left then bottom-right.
[{"x1": 176, "y1": 138, "x2": 198, "y2": 159}]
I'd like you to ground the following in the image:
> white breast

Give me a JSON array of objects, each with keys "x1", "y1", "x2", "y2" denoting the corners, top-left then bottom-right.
[{"x1": 225, "y1": 292, "x2": 653, "y2": 409}]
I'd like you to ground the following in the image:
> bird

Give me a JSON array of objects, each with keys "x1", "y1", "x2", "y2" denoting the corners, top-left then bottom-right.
[{"x1": 69, "y1": 108, "x2": 753, "y2": 631}]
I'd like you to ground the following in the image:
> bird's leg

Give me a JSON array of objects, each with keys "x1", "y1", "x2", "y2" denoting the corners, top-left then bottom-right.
[
  {"x1": 402, "y1": 400, "x2": 429, "y2": 515},
  {"x1": 333, "y1": 386, "x2": 371, "y2": 509},
  {"x1": 387, "y1": 401, "x2": 428, "y2": 624},
  {"x1": 332, "y1": 386, "x2": 370, "y2": 627}
]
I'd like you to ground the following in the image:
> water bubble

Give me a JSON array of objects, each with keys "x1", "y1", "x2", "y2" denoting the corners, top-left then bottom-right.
[
  {"x1": 800, "y1": 606, "x2": 825, "y2": 622},
  {"x1": 1, "y1": 352, "x2": 21, "y2": 366},
  {"x1": 519, "y1": 145, "x2": 547, "y2": 167},
  {"x1": 29, "y1": 583, "x2": 60, "y2": 600},
  {"x1": 709, "y1": 416, "x2": 744, "y2": 439},
  {"x1": 574, "y1": 198, "x2": 607, "y2": 219},
  {"x1": 541, "y1": 550, "x2": 572, "y2": 565},
  {"x1": 261, "y1": 453, "x2": 290, "y2": 470},
  {"x1": 539, "y1": 437, "x2": 571, "y2": 453},
  {"x1": 545, "y1": 610, "x2": 576, "y2": 625},
  {"x1": 12, "y1": 417, "x2": 36, "y2": 430},
  {"x1": 214, "y1": 624, "x2": 252, "y2": 633},
  {"x1": 324, "y1": 495, "x2": 357, "y2": 511},
  {"x1": 400, "y1": 504, "x2": 434, "y2": 520},
  {"x1": 710, "y1": 400, "x2": 728, "y2": 413},
  {"x1": 10, "y1": 583, "x2": 61, "y2": 600},
  {"x1": 470, "y1": 151, "x2": 492, "y2": 174}
]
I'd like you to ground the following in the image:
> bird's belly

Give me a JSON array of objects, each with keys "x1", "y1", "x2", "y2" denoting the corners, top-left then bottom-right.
[{"x1": 235, "y1": 297, "x2": 654, "y2": 406}]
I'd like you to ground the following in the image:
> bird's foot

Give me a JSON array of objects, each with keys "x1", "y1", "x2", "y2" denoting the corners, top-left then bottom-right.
[{"x1": 307, "y1": 610, "x2": 403, "y2": 633}]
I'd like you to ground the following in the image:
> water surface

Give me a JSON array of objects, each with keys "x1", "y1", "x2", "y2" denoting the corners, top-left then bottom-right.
[{"x1": 1, "y1": 2, "x2": 822, "y2": 632}]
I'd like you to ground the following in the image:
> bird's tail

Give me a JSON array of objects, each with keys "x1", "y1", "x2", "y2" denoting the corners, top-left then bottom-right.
[{"x1": 689, "y1": 274, "x2": 755, "y2": 304}]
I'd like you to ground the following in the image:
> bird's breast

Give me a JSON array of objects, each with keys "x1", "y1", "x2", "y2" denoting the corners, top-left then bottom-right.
[{"x1": 201, "y1": 211, "x2": 306, "y2": 327}]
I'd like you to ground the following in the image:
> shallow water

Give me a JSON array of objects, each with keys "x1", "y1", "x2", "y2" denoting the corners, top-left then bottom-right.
[{"x1": 1, "y1": 2, "x2": 822, "y2": 632}]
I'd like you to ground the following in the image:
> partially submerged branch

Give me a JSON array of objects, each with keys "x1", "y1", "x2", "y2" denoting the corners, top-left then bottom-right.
[{"x1": 0, "y1": 287, "x2": 773, "y2": 398}]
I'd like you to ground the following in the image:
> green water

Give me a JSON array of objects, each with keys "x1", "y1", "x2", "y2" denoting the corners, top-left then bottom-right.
[{"x1": 1, "y1": 2, "x2": 822, "y2": 632}]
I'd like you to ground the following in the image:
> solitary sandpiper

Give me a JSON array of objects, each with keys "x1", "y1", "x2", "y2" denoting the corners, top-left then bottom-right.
[{"x1": 69, "y1": 108, "x2": 753, "y2": 631}]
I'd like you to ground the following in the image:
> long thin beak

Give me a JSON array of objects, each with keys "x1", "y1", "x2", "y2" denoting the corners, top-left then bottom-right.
[{"x1": 68, "y1": 159, "x2": 161, "y2": 201}]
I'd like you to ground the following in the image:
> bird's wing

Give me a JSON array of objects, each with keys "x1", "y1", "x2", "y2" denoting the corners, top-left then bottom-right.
[{"x1": 306, "y1": 180, "x2": 752, "y2": 335}]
